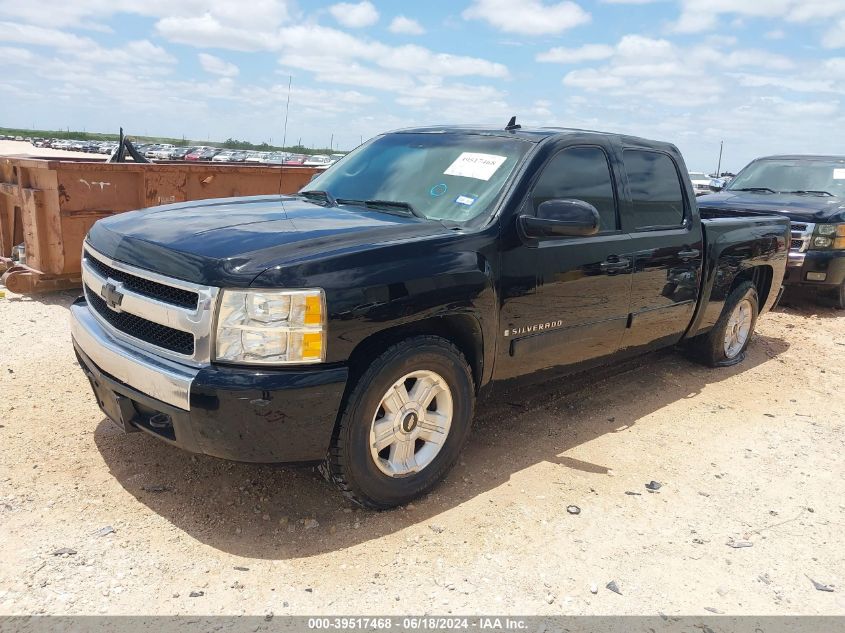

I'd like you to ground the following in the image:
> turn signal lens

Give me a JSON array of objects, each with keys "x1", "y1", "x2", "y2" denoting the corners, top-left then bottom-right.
[
  {"x1": 304, "y1": 294, "x2": 323, "y2": 325},
  {"x1": 301, "y1": 332, "x2": 323, "y2": 360}
]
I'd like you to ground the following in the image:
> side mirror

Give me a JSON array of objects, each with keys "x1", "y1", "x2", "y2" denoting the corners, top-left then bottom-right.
[
  {"x1": 519, "y1": 199, "x2": 600, "y2": 240},
  {"x1": 708, "y1": 178, "x2": 725, "y2": 192}
]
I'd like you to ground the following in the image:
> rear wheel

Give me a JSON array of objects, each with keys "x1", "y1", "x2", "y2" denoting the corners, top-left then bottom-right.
[
  {"x1": 691, "y1": 281, "x2": 759, "y2": 367},
  {"x1": 327, "y1": 336, "x2": 474, "y2": 509}
]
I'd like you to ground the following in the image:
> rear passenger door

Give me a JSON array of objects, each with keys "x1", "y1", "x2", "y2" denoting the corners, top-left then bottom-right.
[{"x1": 620, "y1": 148, "x2": 704, "y2": 351}]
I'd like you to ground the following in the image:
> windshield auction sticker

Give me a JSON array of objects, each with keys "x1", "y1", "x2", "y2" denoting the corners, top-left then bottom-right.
[{"x1": 444, "y1": 153, "x2": 507, "y2": 181}]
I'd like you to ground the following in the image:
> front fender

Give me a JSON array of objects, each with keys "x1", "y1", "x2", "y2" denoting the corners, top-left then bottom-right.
[{"x1": 250, "y1": 235, "x2": 498, "y2": 378}]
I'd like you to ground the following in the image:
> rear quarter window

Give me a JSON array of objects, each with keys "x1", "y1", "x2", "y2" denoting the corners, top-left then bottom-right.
[{"x1": 624, "y1": 150, "x2": 686, "y2": 229}]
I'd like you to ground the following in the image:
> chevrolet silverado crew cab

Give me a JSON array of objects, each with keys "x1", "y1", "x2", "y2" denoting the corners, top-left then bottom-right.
[
  {"x1": 70, "y1": 124, "x2": 789, "y2": 509},
  {"x1": 699, "y1": 155, "x2": 845, "y2": 309}
]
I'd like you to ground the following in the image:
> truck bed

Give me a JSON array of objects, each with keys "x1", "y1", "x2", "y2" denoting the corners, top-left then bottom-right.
[{"x1": 687, "y1": 214, "x2": 790, "y2": 337}]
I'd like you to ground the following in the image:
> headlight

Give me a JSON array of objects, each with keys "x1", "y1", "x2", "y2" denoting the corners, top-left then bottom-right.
[
  {"x1": 215, "y1": 289, "x2": 326, "y2": 364},
  {"x1": 811, "y1": 223, "x2": 845, "y2": 250}
]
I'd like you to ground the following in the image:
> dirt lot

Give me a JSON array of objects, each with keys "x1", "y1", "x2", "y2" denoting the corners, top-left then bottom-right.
[
  {"x1": 0, "y1": 289, "x2": 843, "y2": 616},
  {"x1": 0, "y1": 140, "x2": 105, "y2": 160}
]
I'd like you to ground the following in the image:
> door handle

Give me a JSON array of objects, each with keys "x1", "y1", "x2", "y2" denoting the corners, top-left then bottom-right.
[
  {"x1": 600, "y1": 257, "x2": 631, "y2": 273},
  {"x1": 677, "y1": 249, "x2": 700, "y2": 260}
]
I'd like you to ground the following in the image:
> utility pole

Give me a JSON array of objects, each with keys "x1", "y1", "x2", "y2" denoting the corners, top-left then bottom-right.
[
  {"x1": 716, "y1": 140, "x2": 724, "y2": 177},
  {"x1": 330, "y1": 133, "x2": 333, "y2": 151},
  {"x1": 282, "y1": 75, "x2": 292, "y2": 149}
]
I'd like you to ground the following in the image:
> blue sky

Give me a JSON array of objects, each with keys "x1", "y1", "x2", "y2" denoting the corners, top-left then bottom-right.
[{"x1": 1, "y1": 0, "x2": 844, "y2": 171}]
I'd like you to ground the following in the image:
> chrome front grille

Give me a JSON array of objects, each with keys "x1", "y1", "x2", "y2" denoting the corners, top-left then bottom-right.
[
  {"x1": 789, "y1": 221, "x2": 814, "y2": 254},
  {"x1": 81, "y1": 244, "x2": 220, "y2": 366},
  {"x1": 85, "y1": 287, "x2": 195, "y2": 355},
  {"x1": 85, "y1": 253, "x2": 199, "y2": 309}
]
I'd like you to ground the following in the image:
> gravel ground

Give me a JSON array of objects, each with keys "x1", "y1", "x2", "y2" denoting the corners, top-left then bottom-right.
[
  {"x1": 0, "y1": 288, "x2": 843, "y2": 616},
  {"x1": 0, "y1": 140, "x2": 107, "y2": 160}
]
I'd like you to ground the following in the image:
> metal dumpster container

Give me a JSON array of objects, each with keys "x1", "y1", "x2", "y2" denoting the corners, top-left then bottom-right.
[{"x1": 0, "y1": 157, "x2": 321, "y2": 293}]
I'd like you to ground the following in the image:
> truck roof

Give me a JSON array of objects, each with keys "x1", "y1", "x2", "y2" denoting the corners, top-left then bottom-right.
[{"x1": 393, "y1": 124, "x2": 677, "y2": 152}]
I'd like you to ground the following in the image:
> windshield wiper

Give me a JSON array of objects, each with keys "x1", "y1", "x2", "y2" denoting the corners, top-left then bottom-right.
[
  {"x1": 365, "y1": 199, "x2": 426, "y2": 219},
  {"x1": 732, "y1": 187, "x2": 776, "y2": 193},
  {"x1": 336, "y1": 198, "x2": 426, "y2": 219},
  {"x1": 784, "y1": 190, "x2": 834, "y2": 197},
  {"x1": 299, "y1": 190, "x2": 337, "y2": 206}
]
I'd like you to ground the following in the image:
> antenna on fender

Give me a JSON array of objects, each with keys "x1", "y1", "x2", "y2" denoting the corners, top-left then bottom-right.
[{"x1": 504, "y1": 115, "x2": 521, "y2": 131}]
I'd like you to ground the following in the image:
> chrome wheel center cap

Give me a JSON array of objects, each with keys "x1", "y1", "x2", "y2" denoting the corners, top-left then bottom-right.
[{"x1": 401, "y1": 412, "x2": 419, "y2": 434}]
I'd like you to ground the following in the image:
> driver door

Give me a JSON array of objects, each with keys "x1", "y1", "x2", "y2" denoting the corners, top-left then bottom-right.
[{"x1": 497, "y1": 142, "x2": 634, "y2": 380}]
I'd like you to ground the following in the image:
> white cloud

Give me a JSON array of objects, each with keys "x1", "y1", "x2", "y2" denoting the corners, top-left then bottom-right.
[
  {"x1": 561, "y1": 34, "x2": 798, "y2": 108},
  {"x1": 198, "y1": 53, "x2": 239, "y2": 77},
  {"x1": 328, "y1": 1, "x2": 379, "y2": 28},
  {"x1": 536, "y1": 44, "x2": 614, "y2": 63},
  {"x1": 2, "y1": 0, "x2": 843, "y2": 167},
  {"x1": 0, "y1": 20, "x2": 95, "y2": 49},
  {"x1": 0, "y1": 45, "x2": 33, "y2": 63},
  {"x1": 462, "y1": 0, "x2": 590, "y2": 35},
  {"x1": 0, "y1": 0, "x2": 294, "y2": 31},
  {"x1": 823, "y1": 17, "x2": 845, "y2": 48},
  {"x1": 670, "y1": 0, "x2": 845, "y2": 35},
  {"x1": 389, "y1": 15, "x2": 425, "y2": 35}
]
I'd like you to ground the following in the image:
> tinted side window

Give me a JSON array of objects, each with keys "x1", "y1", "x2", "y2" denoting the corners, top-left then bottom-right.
[
  {"x1": 532, "y1": 146, "x2": 618, "y2": 233},
  {"x1": 623, "y1": 150, "x2": 686, "y2": 229}
]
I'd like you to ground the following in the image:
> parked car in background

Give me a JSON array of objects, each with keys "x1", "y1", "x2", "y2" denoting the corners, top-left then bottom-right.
[
  {"x1": 689, "y1": 171, "x2": 714, "y2": 196},
  {"x1": 148, "y1": 145, "x2": 176, "y2": 160},
  {"x1": 284, "y1": 154, "x2": 307, "y2": 165},
  {"x1": 699, "y1": 154, "x2": 845, "y2": 308},
  {"x1": 200, "y1": 148, "x2": 222, "y2": 161},
  {"x1": 261, "y1": 152, "x2": 288, "y2": 164},
  {"x1": 212, "y1": 151, "x2": 235, "y2": 162},
  {"x1": 185, "y1": 147, "x2": 208, "y2": 161},
  {"x1": 168, "y1": 147, "x2": 194, "y2": 160},
  {"x1": 304, "y1": 154, "x2": 332, "y2": 167},
  {"x1": 71, "y1": 124, "x2": 788, "y2": 508}
]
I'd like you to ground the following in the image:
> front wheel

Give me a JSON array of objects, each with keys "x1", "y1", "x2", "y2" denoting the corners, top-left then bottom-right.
[
  {"x1": 691, "y1": 281, "x2": 759, "y2": 367},
  {"x1": 823, "y1": 282, "x2": 845, "y2": 310},
  {"x1": 327, "y1": 336, "x2": 474, "y2": 509}
]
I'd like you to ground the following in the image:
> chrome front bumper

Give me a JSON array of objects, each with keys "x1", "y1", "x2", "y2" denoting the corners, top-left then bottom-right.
[{"x1": 70, "y1": 302, "x2": 198, "y2": 410}]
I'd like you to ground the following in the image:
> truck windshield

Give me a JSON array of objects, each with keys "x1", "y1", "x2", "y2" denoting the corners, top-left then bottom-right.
[
  {"x1": 727, "y1": 158, "x2": 845, "y2": 197},
  {"x1": 305, "y1": 133, "x2": 532, "y2": 222}
]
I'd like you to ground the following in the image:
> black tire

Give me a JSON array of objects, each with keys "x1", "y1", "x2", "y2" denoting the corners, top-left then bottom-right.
[
  {"x1": 823, "y1": 282, "x2": 845, "y2": 310},
  {"x1": 327, "y1": 336, "x2": 474, "y2": 509},
  {"x1": 690, "y1": 281, "x2": 759, "y2": 367}
]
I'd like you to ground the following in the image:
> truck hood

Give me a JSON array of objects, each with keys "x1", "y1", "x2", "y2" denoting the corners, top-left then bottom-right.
[
  {"x1": 698, "y1": 190, "x2": 845, "y2": 224},
  {"x1": 87, "y1": 195, "x2": 453, "y2": 286}
]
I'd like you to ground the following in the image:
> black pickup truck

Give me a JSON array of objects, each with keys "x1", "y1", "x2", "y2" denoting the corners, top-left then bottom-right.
[
  {"x1": 699, "y1": 155, "x2": 845, "y2": 308},
  {"x1": 70, "y1": 124, "x2": 789, "y2": 508}
]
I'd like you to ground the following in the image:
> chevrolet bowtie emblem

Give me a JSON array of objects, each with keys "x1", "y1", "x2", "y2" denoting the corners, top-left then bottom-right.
[{"x1": 100, "y1": 280, "x2": 125, "y2": 312}]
